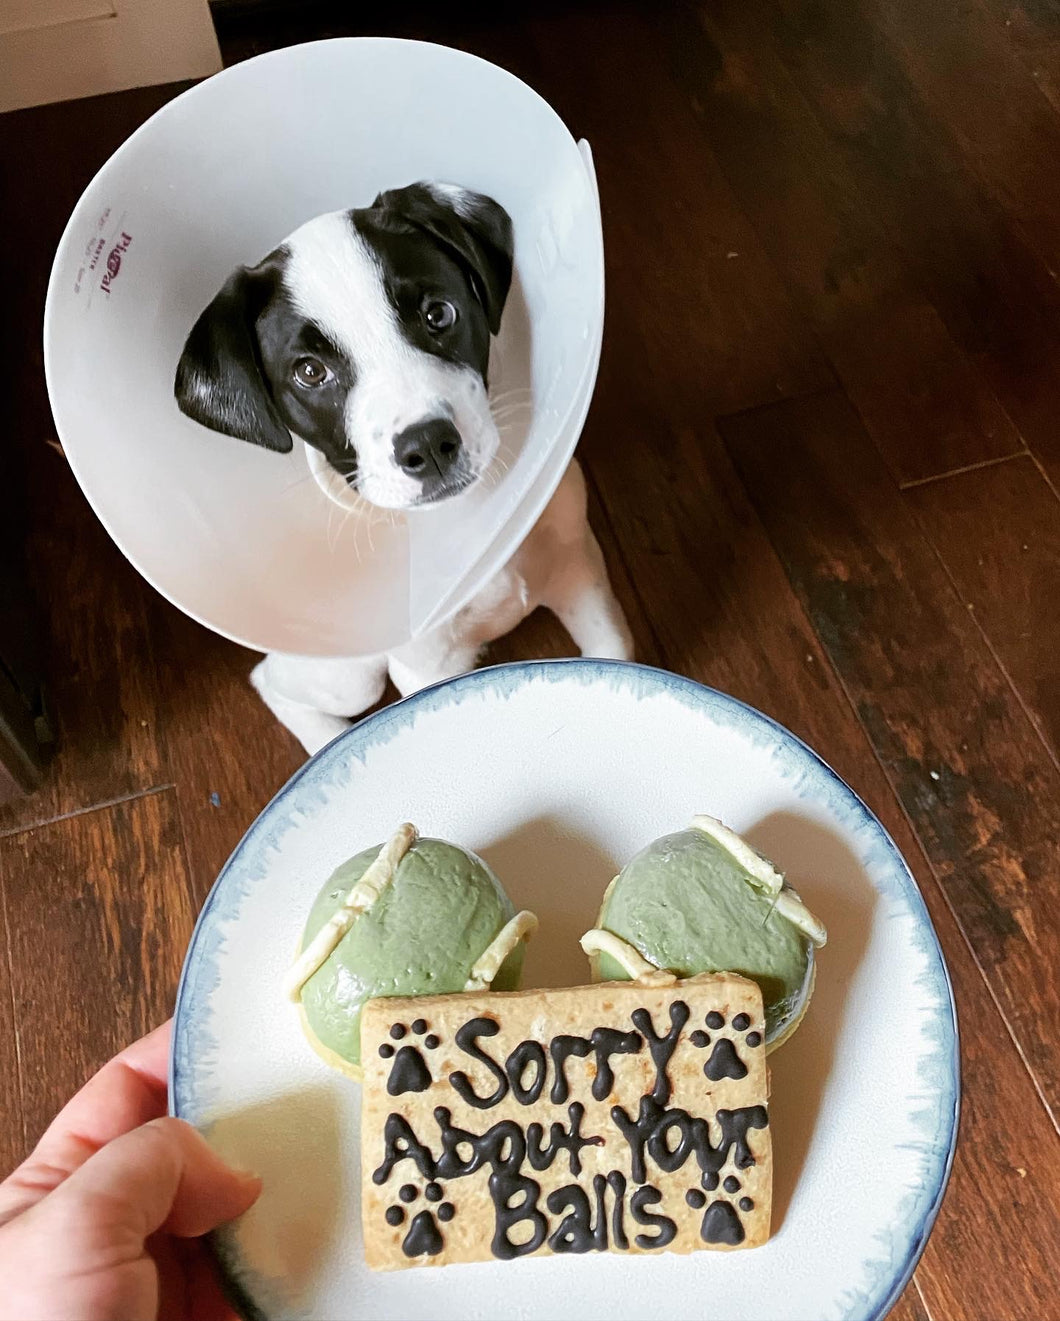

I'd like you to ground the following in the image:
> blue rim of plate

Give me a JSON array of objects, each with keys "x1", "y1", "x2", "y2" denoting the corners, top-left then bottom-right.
[{"x1": 171, "y1": 657, "x2": 959, "y2": 1321}]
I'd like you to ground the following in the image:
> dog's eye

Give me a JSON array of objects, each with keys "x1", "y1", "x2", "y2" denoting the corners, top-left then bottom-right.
[
  {"x1": 423, "y1": 299, "x2": 458, "y2": 332},
  {"x1": 293, "y1": 356, "x2": 328, "y2": 387}
]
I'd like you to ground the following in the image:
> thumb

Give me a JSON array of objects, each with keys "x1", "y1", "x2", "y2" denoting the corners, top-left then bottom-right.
[{"x1": 44, "y1": 1116, "x2": 261, "y2": 1242}]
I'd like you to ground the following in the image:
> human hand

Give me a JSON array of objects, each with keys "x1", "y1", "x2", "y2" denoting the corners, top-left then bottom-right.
[{"x1": 0, "y1": 1021, "x2": 260, "y2": 1321}]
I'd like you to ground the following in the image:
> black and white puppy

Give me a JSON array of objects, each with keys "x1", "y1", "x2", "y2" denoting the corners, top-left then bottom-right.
[{"x1": 176, "y1": 183, "x2": 631, "y2": 755}]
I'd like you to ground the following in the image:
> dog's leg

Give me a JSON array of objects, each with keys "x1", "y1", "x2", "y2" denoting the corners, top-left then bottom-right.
[
  {"x1": 386, "y1": 643, "x2": 482, "y2": 700},
  {"x1": 250, "y1": 653, "x2": 388, "y2": 757},
  {"x1": 543, "y1": 528, "x2": 635, "y2": 661}
]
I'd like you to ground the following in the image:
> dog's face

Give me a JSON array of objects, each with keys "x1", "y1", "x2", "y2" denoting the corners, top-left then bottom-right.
[{"x1": 174, "y1": 183, "x2": 513, "y2": 508}]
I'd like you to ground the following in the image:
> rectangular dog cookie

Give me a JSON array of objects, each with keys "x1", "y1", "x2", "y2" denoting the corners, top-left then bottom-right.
[{"x1": 360, "y1": 974, "x2": 771, "y2": 1269}]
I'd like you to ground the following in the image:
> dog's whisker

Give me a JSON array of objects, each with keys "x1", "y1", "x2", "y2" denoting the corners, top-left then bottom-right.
[
  {"x1": 325, "y1": 496, "x2": 340, "y2": 552},
  {"x1": 330, "y1": 497, "x2": 355, "y2": 553},
  {"x1": 494, "y1": 418, "x2": 530, "y2": 433},
  {"x1": 485, "y1": 451, "x2": 512, "y2": 475},
  {"x1": 488, "y1": 387, "x2": 533, "y2": 405},
  {"x1": 280, "y1": 468, "x2": 331, "y2": 497}
]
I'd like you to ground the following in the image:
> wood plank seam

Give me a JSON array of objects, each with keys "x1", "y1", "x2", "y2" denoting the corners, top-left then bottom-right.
[
  {"x1": 897, "y1": 452, "x2": 1030, "y2": 492},
  {"x1": 1029, "y1": 450, "x2": 1060, "y2": 507},
  {"x1": 0, "y1": 873, "x2": 26, "y2": 1154},
  {"x1": 0, "y1": 783, "x2": 176, "y2": 841},
  {"x1": 912, "y1": 1272, "x2": 936, "y2": 1321},
  {"x1": 170, "y1": 790, "x2": 205, "y2": 978}
]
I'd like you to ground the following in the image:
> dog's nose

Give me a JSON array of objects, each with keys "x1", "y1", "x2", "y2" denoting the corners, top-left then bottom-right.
[{"x1": 394, "y1": 418, "x2": 463, "y2": 479}]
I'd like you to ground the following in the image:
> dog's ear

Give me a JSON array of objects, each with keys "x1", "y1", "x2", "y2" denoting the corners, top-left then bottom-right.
[
  {"x1": 374, "y1": 183, "x2": 514, "y2": 334},
  {"x1": 174, "y1": 256, "x2": 293, "y2": 453}
]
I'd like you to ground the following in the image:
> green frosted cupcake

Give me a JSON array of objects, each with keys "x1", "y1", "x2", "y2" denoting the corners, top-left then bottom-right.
[
  {"x1": 284, "y1": 824, "x2": 536, "y2": 1078},
  {"x1": 581, "y1": 816, "x2": 826, "y2": 1051}
]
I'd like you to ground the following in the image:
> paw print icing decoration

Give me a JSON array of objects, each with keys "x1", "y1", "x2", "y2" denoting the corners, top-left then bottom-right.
[
  {"x1": 380, "y1": 1182, "x2": 457, "y2": 1258},
  {"x1": 380, "y1": 1020, "x2": 441, "y2": 1096},
  {"x1": 701, "y1": 1198, "x2": 745, "y2": 1246},
  {"x1": 687, "y1": 1010, "x2": 764, "y2": 1082}
]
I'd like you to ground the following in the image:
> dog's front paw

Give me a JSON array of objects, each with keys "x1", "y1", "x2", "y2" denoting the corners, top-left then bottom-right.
[
  {"x1": 577, "y1": 608, "x2": 635, "y2": 664},
  {"x1": 250, "y1": 660, "x2": 353, "y2": 757},
  {"x1": 293, "y1": 713, "x2": 354, "y2": 758}
]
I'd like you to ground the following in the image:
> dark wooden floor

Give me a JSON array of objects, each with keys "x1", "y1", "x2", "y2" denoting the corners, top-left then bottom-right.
[{"x1": 2, "y1": 1, "x2": 1059, "y2": 1315}]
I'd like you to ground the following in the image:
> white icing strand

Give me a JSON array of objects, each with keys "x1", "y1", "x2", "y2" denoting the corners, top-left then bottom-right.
[
  {"x1": 579, "y1": 928, "x2": 678, "y2": 987},
  {"x1": 464, "y1": 911, "x2": 539, "y2": 991},
  {"x1": 689, "y1": 814, "x2": 785, "y2": 895},
  {"x1": 775, "y1": 887, "x2": 828, "y2": 947},
  {"x1": 690, "y1": 813, "x2": 828, "y2": 947},
  {"x1": 283, "y1": 823, "x2": 418, "y2": 1002}
]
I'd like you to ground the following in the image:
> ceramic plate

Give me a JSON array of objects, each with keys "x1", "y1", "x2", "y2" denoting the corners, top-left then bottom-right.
[{"x1": 171, "y1": 660, "x2": 958, "y2": 1321}]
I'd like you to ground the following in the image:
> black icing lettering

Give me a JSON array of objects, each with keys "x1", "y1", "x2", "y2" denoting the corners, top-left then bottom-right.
[
  {"x1": 590, "y1": 1174, "x2": 610, "y2": 1251},
  {"x1": 630, "y1": 1185, "x2": 677, "y2": 1249},
  {"x1": 701, "y1": 1198, "x2": 745, "y2": 1245},
  {"x1": 372, "y1": 1113, "x2": 437, "y2": 1184},
  {"x1": 506, "y1": 1040, "x2": 547, "y2": 1105},
  {"x1": 630, "y1": 1001, "x2": 690, "y2": 1104},
  {"x1": 607, "y1": 1170, "x2": 629, "y2": 1250},
  {"x1": 712, "y1": 1105, "x2": 769, "y2": 1172},
  {"x1": 386, "y1": 1044, "x2": 432, "y2": 1095},
  {"x1": 434, "y1": 1108, "x2": 578, "y2": 1186},
  {"x1": 489, "y1": 1172, "x2": 547, "y2": 1259},
  {"x1": 647, "y1": 1111, "x2": 695, "y2": 1173},
  {"x1": 703, "y1": 1037, "x2": 748, "y2": 1082},
  {"x1": 612, "y1": 1097, "x2": 768, "y2": 1183},
  {"x1": 434, "y1": 1108, "x2": 488, "y2": 1179},
  {"x1": 543, "y1": 1172, "x2": 627, "y2": 1253},
  {"x1": 611, "y1": 1097, "x2": 654, "y2": 1183},
  {"x1": 449, "y1": 1018, "x2": 508, "y2": 1109},
  {"x1": 546, "y1": 1182, "x2": 594, "y2": 1253},
  {"x1": 525, "y1": 1102, "x2": 603, "y2": 1176},
  {"x1": 402, "y1": 1208, "x2": 444, "y2": 1257},
  {"x1": 589, "y1": 1026, "x2": 642, "y2": 1100},
  {"x1": 692, "y1": 1105, "x2": 770, "y2": 1178},
  {"x1": 549, "y1": 1034, "x2": 592, "y2": 1103},
  {"x1": 487, "y1": 1120, "x2": 526, "y2": 1173}
]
